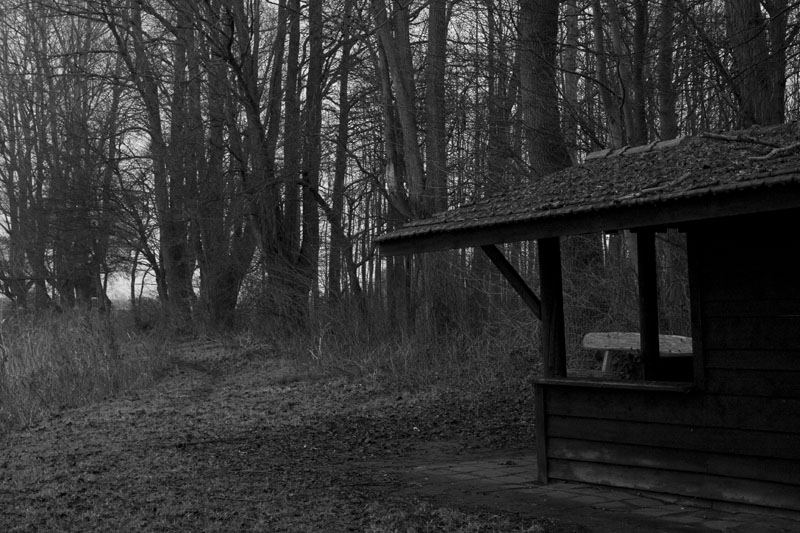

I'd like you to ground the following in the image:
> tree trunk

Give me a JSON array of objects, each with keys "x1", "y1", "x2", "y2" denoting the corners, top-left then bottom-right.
[
  {"x1": 519, "y1": 0, "x2": 571, "y2": 177},
  {"x1": 329, "y1": 0, "x2": 354, "y2": 302},
  {"x1": 605, "y1": 0, "x2": 649, "y2": 146},
  {"x1": 370, "y1": 0, "x2": 426, "y2": 215},
  {"x1": 563, "y1": 0, "x2": 580, "y2": 162},
  {"x1": 592, "y1": 0, "x2": 624, "y2": 147},
  {"x1": 283, "y1": 0, "x2": 302, "y2": 258},
  {"x1": 424, "y1": 0, "x2": 448, "y2": 214},
  {"x1": 630, "y1": 0, "x2": 649, "y2": 145},
  {"x1": 122, "y1": 0, "x2": 194, "y2": 322},
  {"x1": 726, "y1": 0, "x2": 786, "y2": 126},
  {"x1": 300, "y1": 0, "x2": 324, "y2": 313},
  {"x1": 657, "y1": 0, "x2": 679, "y2": 139}
]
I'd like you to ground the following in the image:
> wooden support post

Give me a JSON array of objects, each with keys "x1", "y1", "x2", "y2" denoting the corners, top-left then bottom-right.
[
  {"x1": 636, "y1": 229, "x2": 660, "y2": 380},
  {"x1": 481, "y1": 244, "x2": 541, "y2": 319},
  {"x1": 686, "y1": 229, "x2": 704, "y2": 386},
  {"x1": 537, "y1": 237, "x2": 566, "y2": 378},
  {"x1": 534, "y1": 384, "x2": 548, "y2": 483}
]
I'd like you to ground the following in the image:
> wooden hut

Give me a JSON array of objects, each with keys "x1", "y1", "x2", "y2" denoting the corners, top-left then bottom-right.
[{"x1": 376, "y1": 123, "x2": 800, "y2": 511}]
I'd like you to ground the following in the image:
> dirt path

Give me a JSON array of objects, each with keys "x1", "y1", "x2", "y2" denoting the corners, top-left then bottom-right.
[{"x1": 0, "y1": 342, "x2": 550, "y2": 531}]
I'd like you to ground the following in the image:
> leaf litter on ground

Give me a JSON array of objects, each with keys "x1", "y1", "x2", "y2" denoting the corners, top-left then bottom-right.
[{"x1": 0, "y1": 340, "x2": 554, "y2": 532}]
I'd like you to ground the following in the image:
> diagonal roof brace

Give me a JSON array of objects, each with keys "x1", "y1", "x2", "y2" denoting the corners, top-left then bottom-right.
[{"x1": 480, "y1": 244, "x2": 542, "y2": 320}]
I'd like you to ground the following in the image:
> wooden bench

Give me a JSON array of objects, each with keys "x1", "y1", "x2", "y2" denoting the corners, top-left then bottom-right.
[{"x1": 582, "y1": 332, "x2": 693, "y2": 373}]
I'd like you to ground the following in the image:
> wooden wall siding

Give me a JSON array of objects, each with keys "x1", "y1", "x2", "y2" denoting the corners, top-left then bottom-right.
[
  {"x1": 704, "y1": 349, "x2": 800, "y2": 371},
  {"x1": 548, "y1": 438, "x2": 800, "y2": 485},
  {"x1": 543, "y1": 387, "x2": 800, "y2": 434},
  {"x1": 547, "y1": 416, "x2": 800, "y2": 460},
  {"x1": 538, "y1": 211, "x2": 800, "y2": 510},
  {"x1": 548, "y1": 460, "x2": 800, "y2": 511},
  {"x1": 695, "y1": 211, "x2": 800, "y2": 399},
  {"x1": 543, "y1": 386, "x2": 800, "y2": 510}
]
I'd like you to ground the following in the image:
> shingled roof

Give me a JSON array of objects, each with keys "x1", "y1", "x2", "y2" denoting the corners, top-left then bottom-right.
[{"x1": 377, "y1": 122, "x2": 800, "y2": 255}]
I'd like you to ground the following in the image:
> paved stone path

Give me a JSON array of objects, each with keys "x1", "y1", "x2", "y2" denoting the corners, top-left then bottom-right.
[{"x1": 409, "y1": 454, "x2": 800, "y2": 532}]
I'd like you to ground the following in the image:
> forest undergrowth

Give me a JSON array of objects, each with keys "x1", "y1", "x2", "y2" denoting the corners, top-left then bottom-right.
[
  {"x1": 270, "y1": 307, "x2": 540, "y2": 392},
  {"x1": 0, "y1": 310, "x2": 171, "y2": 432},
  {"x1": 0, "y1": 295, "x2": 542, "y2": 435}
]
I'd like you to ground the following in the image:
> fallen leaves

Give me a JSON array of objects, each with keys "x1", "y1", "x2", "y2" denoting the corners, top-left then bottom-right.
[{"x1": 0, "y1": 342, "x2": 537, "y2": 531}]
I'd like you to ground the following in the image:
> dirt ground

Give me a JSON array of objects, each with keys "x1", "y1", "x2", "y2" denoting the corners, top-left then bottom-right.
[
  {"x1": 0, "y1": 340, "x2": 771, "y2": 532},
  {"x1": 0, "y1": 341, "x2": 555, "y2": 531}
]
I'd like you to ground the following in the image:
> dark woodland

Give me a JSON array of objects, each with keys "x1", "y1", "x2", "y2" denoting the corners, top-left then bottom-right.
[
  {"x1": 0, "y1": 0, "x2": 795, "y2": 333},
  {"x1": 1, "y1": 0, "x2": 800, "y2": 529}
]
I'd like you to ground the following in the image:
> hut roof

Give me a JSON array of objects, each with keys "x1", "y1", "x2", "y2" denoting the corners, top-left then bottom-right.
[{"x1": 377, "y1": 123, "x2": 800, "y2": 255}]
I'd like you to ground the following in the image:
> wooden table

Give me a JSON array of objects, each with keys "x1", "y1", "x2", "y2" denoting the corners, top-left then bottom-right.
[{"x1": 582, "y1": 331, "x2": 693, "y2": 373}]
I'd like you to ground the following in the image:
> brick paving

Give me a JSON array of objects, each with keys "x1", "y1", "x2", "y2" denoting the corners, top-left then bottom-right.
[{"x1": 410, "y1": 454, "x2": 800, "y2": 532}]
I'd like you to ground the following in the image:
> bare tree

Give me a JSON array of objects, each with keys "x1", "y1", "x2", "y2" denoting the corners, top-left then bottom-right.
[
  {"x1": 519, "y1": 0, "x2": 571, "y2": 176},
  {"x1": 0, "y1": 2, "x2": 127, "y2": 310},
  {"x1": 657, "y1": 0, "x2": 679, "y2": 139},
  {"x1": 726, "y1": 0, "x2": 788, "y2": 125},
  {"x1": 329, "y1": 0, "x2": 355, "y2": 302}
]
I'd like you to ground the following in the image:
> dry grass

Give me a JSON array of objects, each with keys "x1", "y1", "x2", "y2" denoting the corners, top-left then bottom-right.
[
  {"x1": 237, "y1": 299, "x2": 541, "y2": 394},
  {"x1": 231, "y1": 257, "x2": 550, "y2": 394},
  {"x1": 0, "y1": 310, "x2": 170, "y2": 431}
]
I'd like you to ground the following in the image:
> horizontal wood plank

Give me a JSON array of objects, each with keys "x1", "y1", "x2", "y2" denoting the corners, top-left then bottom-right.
[
  {"x1": 705, "y1": 349, "x2": 800, "y2": 371},
  {"x1": 547, "y1": 415, "x2": 800, "y2": 459},
  {"x1": 548, "y1": 459, "x2": 800, "y2": 511},
  {"x1": 704, "y1": 315, "x2": 800, "y2": 351},
  {"x1": 548, "y1": 438, "x2": 800, "y2": 485},
  {"x1": 705, "y1": 368, "x2": 800, "y2": 398},
  {"x1": 701, "y1": 278, "x2": 800, "y2": 302},
  {"x1": 703, "y1": 299, "x2": 800, "y2": 318},
  {"x1": 535, "y1": 378, "x2": 692, "y2": 392},
  {"x1": 543, "y1": 386, "x2": 800, "y2": 433},
  {"x1": 698, "y1": 246, "x2": 796, "y2": 269},
  {"x1": 701, "y1": 284, "x2": 800, "y2": 302},
  {"x1": 698, "y1": 236, "x2": 800, "y2": 301},
  {"x1": 692, "y1": 215, "x2": 795, "y2": 255},
  {"x1": 702, "y1": 285, "x2": 800, "y2": 302}
]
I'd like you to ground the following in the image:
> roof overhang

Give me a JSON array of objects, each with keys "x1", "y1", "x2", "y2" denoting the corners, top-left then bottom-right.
[{"x1": 378, "y1": 178, "x2": 800, "y2": 256}]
